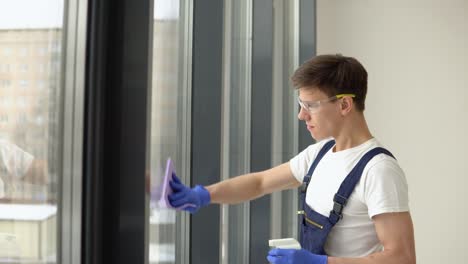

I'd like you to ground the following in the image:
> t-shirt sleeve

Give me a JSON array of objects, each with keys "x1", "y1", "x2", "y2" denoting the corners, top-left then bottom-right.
[
  {"x1": 363, "y1": 157, "x2": 410, "y2": 218},
  {"x1": 289, "y1": 140, "x2": 328, "y2": 183}
]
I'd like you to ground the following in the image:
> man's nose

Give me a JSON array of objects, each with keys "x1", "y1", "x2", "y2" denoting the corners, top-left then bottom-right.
[{"x1": 297, "y1": 107, "x2": 310, "y2": 120}]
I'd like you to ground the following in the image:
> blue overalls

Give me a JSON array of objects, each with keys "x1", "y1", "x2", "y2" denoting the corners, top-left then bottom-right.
[{"x1": 298, "y1": 140, "x2": 395, "y2": 255}]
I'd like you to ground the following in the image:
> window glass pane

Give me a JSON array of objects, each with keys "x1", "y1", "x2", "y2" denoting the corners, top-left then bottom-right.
[
  {"x1": 149, "y1": 0, "x2": 182, "y2": 263},
  {"x1": 220, "y1": 1, "x2": 252, "y2": 263},
  {"x1": 0, "y1": 0, "x2": 64, "y2": 263}
]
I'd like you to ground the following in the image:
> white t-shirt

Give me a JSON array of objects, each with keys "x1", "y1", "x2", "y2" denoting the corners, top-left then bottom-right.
[
  {"x1": 0, "y1": 139, "x2": 34, "y2": 198},
  {"x1": 289, "y1": 138, "x2": 409, "y2": 257}
]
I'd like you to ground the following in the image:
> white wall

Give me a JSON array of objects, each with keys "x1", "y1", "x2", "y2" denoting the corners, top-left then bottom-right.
[{"x1": 317, "y1": 0, "x2": 468, "y2": 262}]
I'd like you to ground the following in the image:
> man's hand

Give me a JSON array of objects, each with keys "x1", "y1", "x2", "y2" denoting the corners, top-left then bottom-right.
[
  {"x1": 168, "y1": 174, "x2": 210, "y2": 213},
  {"x1": 267, "y1": 248, "x2": 327, "y2": 264}
]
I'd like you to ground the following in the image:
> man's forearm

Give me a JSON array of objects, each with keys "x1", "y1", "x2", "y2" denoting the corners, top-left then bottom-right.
[
  {"x1": 206, "y1": 173, "x2": 265, "y2": 204},
  {"x1": 328, "y1": 248, "x2": 416, "y2": 264}
]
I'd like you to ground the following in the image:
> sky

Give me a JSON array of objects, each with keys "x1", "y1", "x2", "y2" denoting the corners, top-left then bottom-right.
[
  {"x1": 0, "y1": 0, "x2": 64, "y2": 29},
  {"x1": 0, "y1": 0, "x2": 179, "y2": 30}
]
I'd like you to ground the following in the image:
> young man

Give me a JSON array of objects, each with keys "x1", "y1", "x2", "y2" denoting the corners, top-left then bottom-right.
[{"x1": 169, "y1": 54, "x2": 416, "y2": 264}]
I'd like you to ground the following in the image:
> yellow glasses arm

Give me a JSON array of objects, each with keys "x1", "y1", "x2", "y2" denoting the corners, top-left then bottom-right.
[{"x1": 335, "y1": 94, "x2": 356, "y2": 98}]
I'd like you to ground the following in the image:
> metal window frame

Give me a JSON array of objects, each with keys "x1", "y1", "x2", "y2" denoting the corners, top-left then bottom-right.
[
  {"x1": 220, "y1": 1, "x2": 252, "y2": 263},
  {"x1": 60, "y1": 0, "x2": 88, "y2": 263},
  {"x1": 176, "y1": 0, "x2": 194, "y2": 263},
  {"x1": 250, "y1": 0, "x2": 274, "y2": 262},
  {"x1": 190, "y1": 1, "x2": 224, "y2": 264},
  {"x1": 270, "y1": 0, "x2": 302, "y2": 241},
  {"x1": 82, "y1": 0, "x2": 153, "y2": 263},
  {"x1": 298, "y1": 0, "x2": 317, "y2": 150}
]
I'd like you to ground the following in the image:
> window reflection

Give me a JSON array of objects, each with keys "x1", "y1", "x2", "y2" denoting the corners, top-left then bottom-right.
[
  {"x1": 149, "y1": 0, "x2": 181, "y2": 263},
  {"x1": 0, "y1": 0, "x2": 64, "y2": 262}
]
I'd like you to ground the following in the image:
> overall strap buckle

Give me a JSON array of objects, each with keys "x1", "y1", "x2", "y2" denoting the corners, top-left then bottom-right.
[
  {"x1": 300, "y1": 175, "x2": 311, "y2": 193},
  {"x1": 329, "y1": 193, "x2": 347, "y2": 223}
]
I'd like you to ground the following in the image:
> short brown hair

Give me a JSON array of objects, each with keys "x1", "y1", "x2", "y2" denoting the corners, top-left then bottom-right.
[{"x1": 291, "y1": 54, "x2": 368, "y2": 111}]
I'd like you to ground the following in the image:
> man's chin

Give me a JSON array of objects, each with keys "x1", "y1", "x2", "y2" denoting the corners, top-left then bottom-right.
[
  {"x1": 310, "y1": 133, "x2": 320, "y2": 141},
  {"x1": 310, "y1": 133, "x2": 327, "y2": 142}
]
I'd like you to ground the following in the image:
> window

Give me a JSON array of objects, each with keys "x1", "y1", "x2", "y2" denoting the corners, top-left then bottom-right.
[
  {"x1": 35, "y1": 115, "x2": 44, "y2": 125},
  {"x1": 0, "y1": 1, "x2": 66, "y2": 263},
  {"x1": 3, "y1": 97, "x2": 11, "y2": 107},
  {"x1": 2, "y1": 47, "x2": 12, "y2": 56},
  {"x1": 16, "y1": 97, "x2": 26, "y2": 108},
  {"x1": 2, "y1": 64, "x2": 11, "y2": 73},
  {"x1": 19, "y1": 64, "x2": 29, "y2": 73},
  {"x1": 19, "y1": 47, "x2": 28, "y2": 57},
  {"x1": 18, "y1": 80, "x2": 29, "y2": 88},
  {"x1": 0, "y1": 114, "x2": 8, "y2": 123},
  {"x1": 148, "y1": 0, "x2": 186, "y2": 263},
  {"x1": 50, "y1": 42, "x2": 60, "y2": 53},
  {"x1": 17, "y1": 112, "x2": 27, "y2": 123},
  {"x1": 0, "y1": 80, "x2": 11, "y2": 88},
  {"x1": 37, "y1": 80, "x2": 45, "y2": 90},
  {"x1": 38, "y1": 47, "x2": 47, "y2": 56}
]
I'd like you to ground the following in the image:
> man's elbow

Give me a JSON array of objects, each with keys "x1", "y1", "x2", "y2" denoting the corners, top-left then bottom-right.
[
  {"x1": 405, "y1": 252, "x2": 416, "y2": 264},
  {"x1": 398, "y1": 248, "x2": 416, "y2": 264},
  {"x1": 253, "y1": 172, "x2": 271, "y2": 197},
  {"x1": 377, "y1": 246, "x2": 415, "y2": 264}
]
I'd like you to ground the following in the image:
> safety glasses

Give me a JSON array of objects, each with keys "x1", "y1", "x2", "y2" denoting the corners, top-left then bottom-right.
[{"x1": 297, "y1": 94, "x2": 356, "y2": 114}]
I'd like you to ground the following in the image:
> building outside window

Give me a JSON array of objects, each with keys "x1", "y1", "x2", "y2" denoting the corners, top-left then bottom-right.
[{"x1": 0, "y1": 0, "x2": 65, "y2": 262}]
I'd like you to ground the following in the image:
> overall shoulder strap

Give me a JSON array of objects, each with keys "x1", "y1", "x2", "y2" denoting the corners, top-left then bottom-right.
[
  {"x1": 300, "y1": 140, "x2": 335, "y2": 193},
  {"x1": 329, "y1": 147, "x2": 396, "y2": 224}
]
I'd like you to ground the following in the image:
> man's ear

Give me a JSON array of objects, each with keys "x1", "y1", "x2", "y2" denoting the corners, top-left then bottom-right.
[{"x1": 340, "y1": 97, "x2": 353, "y2": 114}]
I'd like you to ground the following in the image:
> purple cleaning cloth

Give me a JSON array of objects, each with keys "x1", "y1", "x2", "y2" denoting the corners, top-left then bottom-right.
[{"x1": 158, "y1": 158, "x2": 196, "y2": 210}]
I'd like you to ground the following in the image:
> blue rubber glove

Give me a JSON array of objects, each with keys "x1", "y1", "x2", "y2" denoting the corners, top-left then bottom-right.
[
  {"x1": 267, "y1": 248, "x2": 327, "y2": 264},
  {"x1": 168, "y1": 173, "x2": 210, "y2": 214}
]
